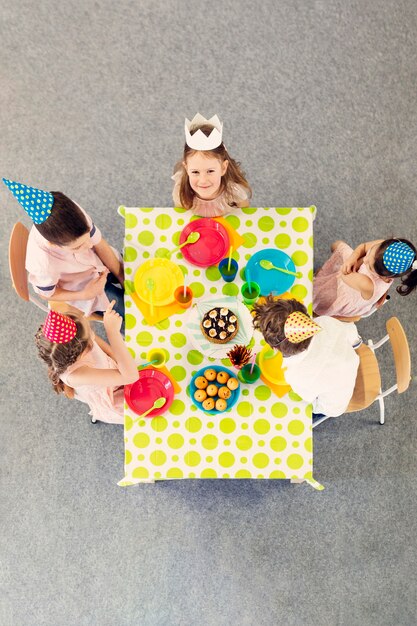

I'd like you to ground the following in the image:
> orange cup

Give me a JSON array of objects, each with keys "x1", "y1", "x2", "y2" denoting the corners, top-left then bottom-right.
[{"x1": 174, "y1": 286, "x2": 193, "y2": 309}]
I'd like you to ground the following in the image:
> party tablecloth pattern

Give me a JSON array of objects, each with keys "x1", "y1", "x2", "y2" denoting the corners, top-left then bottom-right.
[{"x1": 119, "y1": 207, "x2": 317, "y2": 486}]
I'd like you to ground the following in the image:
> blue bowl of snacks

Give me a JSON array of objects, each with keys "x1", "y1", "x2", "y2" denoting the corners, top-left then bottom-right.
[{"x1": 189, "y1": 365, "x2": 240, "y2": 414}]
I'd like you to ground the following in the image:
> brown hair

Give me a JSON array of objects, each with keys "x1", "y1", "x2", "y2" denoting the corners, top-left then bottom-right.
[
  {"x1": 34, "y1": 313, "x2": 93, "y2": 395},
  {"x1": 373, "y1": 238, "x2": 417, "y2": 296},
  {"x1": 252, "y1": 297, "x2": 313, "y2": 357},
  {"x1": 175, "y1": 123, "x2": 252, "y2": 210},
  {"x1": 34, "y1": 191, "x2": 90, "y2": 245}
]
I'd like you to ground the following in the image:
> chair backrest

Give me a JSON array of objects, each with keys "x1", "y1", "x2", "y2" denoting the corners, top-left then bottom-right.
[
  {"x1": 9, "y1": 222, "x2": 30, "y2": 301},
  {"x1": 346, "y1": 344, "x2": 381, "y2": 412},
  {"x1": 386, "y1": 317, "x2": 411, "y2": 393}
]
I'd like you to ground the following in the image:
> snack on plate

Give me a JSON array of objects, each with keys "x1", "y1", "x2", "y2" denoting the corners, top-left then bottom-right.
[
  {"x1": 200, "y1": 307, "x2": 239, "y2": 344},
  {"x1": 204, "y1": 368, "x2": 217, "y2": 381},
  {"x1": 192, "y1": 369, "x2": 240, "y2": 414},
  {"x1": 194, "y1": 389, "x2": 207, "y2": 402},
  {"x1": 227, "y1": 377, "x2": 239, "y2": 391},
  {"x1": 216, "y1": 370, "x2": 230, "y2": 384},
  {"x1": 215, "y1": 398, "x2": 227, "y2": 411},
  {"x1": 218, "y1": 386, "x2": 231, "y2": 400},
  {"x1": 206, "y1": 384, "x2": 218, "y2": 397},
  {"x1": 195, "y1": 376, "x2": 208, "y2": 389}
]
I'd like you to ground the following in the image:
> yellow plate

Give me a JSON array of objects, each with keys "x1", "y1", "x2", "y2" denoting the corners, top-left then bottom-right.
[
  {"x1": 258, "y1": 344, "x2": 287, "y2": 385},
  {"x1": 133, "y1": 258, "x2": 184, "y2": 306}
]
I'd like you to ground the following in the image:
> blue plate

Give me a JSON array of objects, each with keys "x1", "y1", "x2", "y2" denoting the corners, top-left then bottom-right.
[
  {"x1": 189, "y1": 365, "x2": 240, "y2": 415},
  {"x1": 244, "y1": 248, "x2": 296, "y2": 296}
]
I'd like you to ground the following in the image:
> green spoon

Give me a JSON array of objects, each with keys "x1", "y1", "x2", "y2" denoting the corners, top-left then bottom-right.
[
  {"x1": 263, "y1": 348, "x2": 278, "y2": 360},
  {"x1": 146, "y1": 277, "x2": 155, "y2": 316},
  {"x1": 166, "y1": 231, "x2": 200, "y2": 257},
  {"x1": 259, "y1": 259, "x2": 301, "y2": 278},
  {"x1": 133, "y1": 397, "x2": 166, "y2": 422}
]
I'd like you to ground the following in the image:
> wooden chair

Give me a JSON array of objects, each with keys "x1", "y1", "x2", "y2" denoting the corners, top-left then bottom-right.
[
  {"x1": 9, "y1": 222, "x2": 103, "y2": 322},
  {"x1": 313, "y1": 317, "x2": 411, "y2": 427}
]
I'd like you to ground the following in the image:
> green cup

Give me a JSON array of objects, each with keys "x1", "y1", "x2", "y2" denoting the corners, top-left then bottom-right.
[
  {"x1": 238, "y1": 363, "x2": 261, "y2": 384},
  {"x1": 240, "y1": 281, "x2": 260, "y2": 305}
]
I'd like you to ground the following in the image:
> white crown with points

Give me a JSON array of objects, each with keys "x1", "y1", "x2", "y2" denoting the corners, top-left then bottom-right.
[{"x1": 184, "y1": 113, "x2": 223, "y2": 151}]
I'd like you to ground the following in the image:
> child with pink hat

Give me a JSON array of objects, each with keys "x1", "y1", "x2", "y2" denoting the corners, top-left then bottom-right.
[
  {"x1": 35, "y1": 301, "x2": 137, "y2": 424},
  {"x1": 4, "y1": 179, "x2": 125, "y2": 321}
]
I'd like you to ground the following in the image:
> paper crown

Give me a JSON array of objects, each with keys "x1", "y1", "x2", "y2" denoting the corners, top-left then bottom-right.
[
  {"x1": 184, "y1": 113, "x2": 223, "y2": 151},
  {"x1": 3, "y1": 178, "x2": 54, "y2": 224},
  {"x1": 43, "y1": 310, "x2": 77, "y2": 344},
  {"x1": 383, "y1": 241, "x2": 416, "y2": 274},
  {"x1": 284, "y1": 311, "x2": 321, "y2": 344}
]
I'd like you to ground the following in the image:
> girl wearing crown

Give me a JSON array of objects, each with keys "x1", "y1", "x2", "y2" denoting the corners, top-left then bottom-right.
[
  {"x1": 172, "y1": 113, "x2": 252, "y2": 217},
  {"x1": 313, "y1": 238, "x2": 417, "y2": 318},
  {"x1": 252, "y1": 297, "x2": 361, "y2": 418},
  {"x1": 4, "y1": 179, "x2": 125, "y2": 320},
  {"x1": 35, "y1": 301, "x2": 137, "y2": 424}
]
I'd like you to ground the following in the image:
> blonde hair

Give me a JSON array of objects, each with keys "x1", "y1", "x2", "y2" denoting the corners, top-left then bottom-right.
[
  {"x1": 175, "y1": 123, "x2": 252, "y2": 210},
  {"x1": 34, "y1": 313, "x2": 93, "y2": 395}
]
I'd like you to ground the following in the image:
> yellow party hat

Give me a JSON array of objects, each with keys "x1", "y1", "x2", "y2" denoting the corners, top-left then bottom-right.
[{"x1": 284, "y1": 311, "x2": 321, "y2": 344}]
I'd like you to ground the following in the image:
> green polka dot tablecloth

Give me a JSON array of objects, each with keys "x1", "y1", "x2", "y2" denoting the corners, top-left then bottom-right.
[{"x1": 119, "y1": 207, "x2": 322, "y2": 489}]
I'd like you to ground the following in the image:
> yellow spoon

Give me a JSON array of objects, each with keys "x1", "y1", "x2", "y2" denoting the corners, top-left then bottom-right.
[{"x1": 133, "y1": 397, "x2": 166, "y2": 422}]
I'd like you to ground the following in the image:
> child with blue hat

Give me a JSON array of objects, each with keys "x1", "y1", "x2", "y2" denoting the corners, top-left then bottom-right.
[
  {"x1": 313, "y1": 238, "x2": 417, "y2": 318},
  {"x1": 4, "y1": 179, "x2": 125, "y2": 322}
]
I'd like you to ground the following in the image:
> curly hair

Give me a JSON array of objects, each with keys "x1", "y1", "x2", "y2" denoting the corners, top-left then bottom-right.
[
  {"x1": 175, "y1": 123, "x2": 252, "y2": 210},
  {"x1": 372, "y1": 238, "x2": 417, "y2": 296},
  {"x1": 252, "y1": 297, "x2": 313, "y2": 357},
  {"x1": 34, "y1": 313, "x2": 92, "y2": 395}
]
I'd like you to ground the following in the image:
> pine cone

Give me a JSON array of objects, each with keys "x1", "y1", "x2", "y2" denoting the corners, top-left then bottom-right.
[{"x1": 227, "y1": 345, "x2": 252, "y2": 368}]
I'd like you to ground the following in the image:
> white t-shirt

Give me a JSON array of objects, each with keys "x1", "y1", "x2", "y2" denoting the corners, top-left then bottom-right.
[{"x1": 283, "y1": 316, "x2": 360, "y2": 417}]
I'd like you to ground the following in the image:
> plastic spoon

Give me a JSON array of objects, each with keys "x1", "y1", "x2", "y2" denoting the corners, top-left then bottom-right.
[
  {"x1": 167, "y1": 231, "x2": 200, "y2": 257},
  {"x1": 259, "y1": 259, "x2": 301, "y2": 278},
  {"x1": 133, "y1": 397, "x2": 166, "y2": 422},
  {"x1": 137, "y1": 359, "x2": 159, "y2": 369},
  {"x1": 146, "y1": 278, "x2": 155, "y2": 316}
]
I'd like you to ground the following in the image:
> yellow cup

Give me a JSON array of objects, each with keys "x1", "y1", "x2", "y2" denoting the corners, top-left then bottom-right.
[{"x1": 146, "y1": 348, "x2": 167, "y2": 368}]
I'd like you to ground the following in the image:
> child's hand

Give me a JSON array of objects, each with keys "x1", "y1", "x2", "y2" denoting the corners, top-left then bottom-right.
[
  {"x1": 103, "y1": 300, "x2": 122, "y2": 334},
  {"x1": 341, "y1": 256, "x2": 362, "y2": 274},
  {"x1": 82, "y1": 271, "x2": 109, "y2": 299}
]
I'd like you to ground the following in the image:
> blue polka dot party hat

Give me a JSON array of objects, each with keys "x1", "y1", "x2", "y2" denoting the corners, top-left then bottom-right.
[
  {"x1": 383, "y1": 241, "x2": 415, "y2": 274},
  {"x1": 3, "y1": 178, "x2": 54, "y2": 224}
]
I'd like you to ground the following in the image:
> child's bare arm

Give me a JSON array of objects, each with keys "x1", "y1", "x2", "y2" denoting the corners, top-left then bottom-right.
[
  {"x1": 39, "y1": 272, "x2": 108, "y2": 301},
  {"x1": 68, "y1": 301, "x2": 137, "y2": 387},
  {"x1": 341, "y1": 239, "x2": 384, "y2": 274},
  {"x1": 340, "y1": 272, "x2": 374, "y2": 300},
  {"x1": 94, "y1": 238, "x2": 124, "y2": 285},
  {"x1": 94, "y1": 334, "x2": 116, "y2": 359}
]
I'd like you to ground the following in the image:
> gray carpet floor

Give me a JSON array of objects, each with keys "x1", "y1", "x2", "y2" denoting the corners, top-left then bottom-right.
[{"x1": 1, "y1": 1, "x2": 417, "y2": 624}]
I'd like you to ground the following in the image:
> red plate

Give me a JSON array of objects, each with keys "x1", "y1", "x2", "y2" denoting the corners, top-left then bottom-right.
[
  {"x1": 124, "y1": 369, "x2": 174, "y2": 418},
  {"x1": 179, "y1": 218, "x2": 230, "y2": 267}
]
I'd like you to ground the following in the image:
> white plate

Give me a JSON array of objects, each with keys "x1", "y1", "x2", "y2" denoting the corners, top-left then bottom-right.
[{"x1": 186, "y1": 296, "x2": 254, "y2": 359}]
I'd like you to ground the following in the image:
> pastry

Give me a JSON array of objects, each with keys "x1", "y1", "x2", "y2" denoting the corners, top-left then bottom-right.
[
  {"x1": 200, "y1": 307, "x2": 239, "y2": 344},
  {"x1": 195, "y1": 376, "x2": 208, "y2": 389},
  {"x1": 217, "y1": 371, "x2": 230, "y2": 384},
  {"x1": 202, "y1": 398, "x2": 215, "y2": 411},
  {"x1": 226, "y1": 377, "x2": 239, "y2": 391},
  {"x1": 218, "y1": 386, "x2": 231, "y2": 400},
  {"x1": 206, "y1": 384, "x2": 218, "y2": 397},
  {"x1": 215, "y1": 398, "x2": 227, "y2": 411},
  {"x1": 194, "y1": 389, "x2": 207, "y2": 402},
  {"x1": 204, "y1": 369, "x2": 217, "y2": 381}
]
